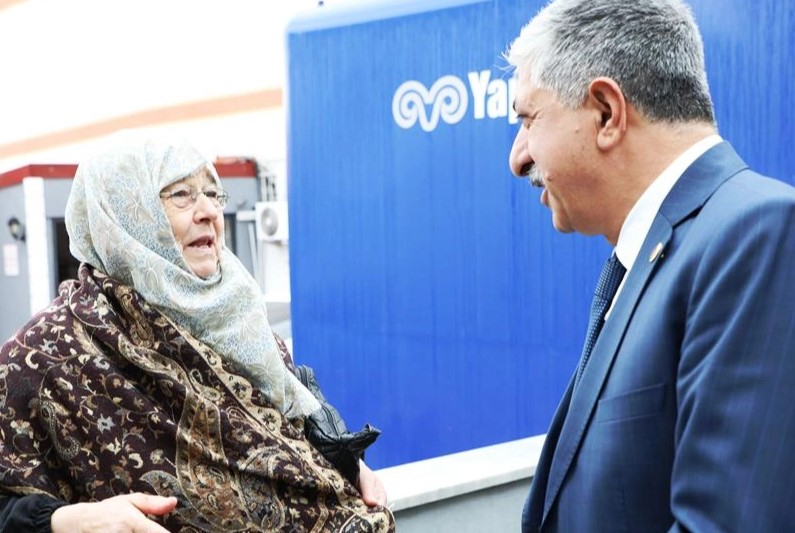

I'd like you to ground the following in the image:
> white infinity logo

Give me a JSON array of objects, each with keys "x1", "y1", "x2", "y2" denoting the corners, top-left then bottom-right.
[{"x1": 392, "y1": 75, "x2": 469, "y2": 132}]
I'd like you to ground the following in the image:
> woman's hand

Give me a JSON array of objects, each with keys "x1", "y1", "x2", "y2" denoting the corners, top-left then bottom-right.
[
  {"x1": 50, "y1": 493, "x2": 177, "y2": 533},
  {"x1": 357, "y1": 460, "x2": 388, "y2": 507}
]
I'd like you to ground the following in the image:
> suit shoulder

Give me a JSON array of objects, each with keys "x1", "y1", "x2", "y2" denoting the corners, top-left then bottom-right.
[
  {"x1": 683, "y1": 169, "x2": 795, "y2": 255},
  {"x1": 717, "y1": 169, "x2": 795, "y2": 207}
]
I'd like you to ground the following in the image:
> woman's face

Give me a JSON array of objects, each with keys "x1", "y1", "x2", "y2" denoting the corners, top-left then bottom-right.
[{"x1": 160, "y1": 168, "x2": 225, "y2": 278}]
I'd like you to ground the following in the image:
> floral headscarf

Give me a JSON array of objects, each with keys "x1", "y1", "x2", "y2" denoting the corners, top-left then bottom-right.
[{"x1": 64, "y1": 131, "x2": 320, "y2": 418}]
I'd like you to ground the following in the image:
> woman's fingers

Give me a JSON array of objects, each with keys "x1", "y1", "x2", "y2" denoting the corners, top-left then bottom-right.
[
  {"x1": 357, "y1": 461, "x2": 388, "y2": 507},
  {"x1": 50, "y1": 493, "x2": 176, "y2": 533}
]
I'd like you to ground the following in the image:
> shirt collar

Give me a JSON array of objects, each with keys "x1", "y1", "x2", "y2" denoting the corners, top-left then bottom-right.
[{"x1": 614, "y1": 134, "x2": 722, "y2": 273}]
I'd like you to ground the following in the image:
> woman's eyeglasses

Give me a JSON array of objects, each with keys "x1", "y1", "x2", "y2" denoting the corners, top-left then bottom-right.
[{"x1": 159, "y1": 186, "x2": 230, "y2": 209}]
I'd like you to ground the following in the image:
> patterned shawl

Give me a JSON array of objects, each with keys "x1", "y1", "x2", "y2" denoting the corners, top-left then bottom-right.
[
  {"x1": 64, "y1": 131, "x2": 319, "y2": 419},
  {"x1": 0, "y1": 265, "x2": 394, "y2": 532}
]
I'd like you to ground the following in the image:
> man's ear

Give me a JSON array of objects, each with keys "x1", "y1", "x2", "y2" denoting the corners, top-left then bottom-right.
[{"x1": 587, "y1": 77, "x2": 627, "y2": 151}]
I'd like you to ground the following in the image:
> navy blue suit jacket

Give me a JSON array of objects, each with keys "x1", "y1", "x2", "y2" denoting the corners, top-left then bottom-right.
[{"x1": 523, "y1": 142, "x2": 795, "y2": 532}]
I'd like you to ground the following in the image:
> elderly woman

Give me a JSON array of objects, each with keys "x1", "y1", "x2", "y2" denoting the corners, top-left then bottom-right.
[{"x1": 0, "y1": 133, "x2": 394, "y2": 532}]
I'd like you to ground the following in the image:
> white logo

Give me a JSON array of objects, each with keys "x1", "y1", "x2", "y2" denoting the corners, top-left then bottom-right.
[
  {"x1": 392, "y1": 75, "x2": 469, "y2": 132},
  {"x1": 392, "y1": 70, "x2": 518, "y2": 132}
]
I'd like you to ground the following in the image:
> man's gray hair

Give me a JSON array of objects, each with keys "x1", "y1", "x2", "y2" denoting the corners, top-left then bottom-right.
[{"x1": 507, "y1": 0, "x2": 715, "y2": 124}]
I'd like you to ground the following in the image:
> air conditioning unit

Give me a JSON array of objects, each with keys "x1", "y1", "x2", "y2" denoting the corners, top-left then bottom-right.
[{"x1": 255, "y1": 201, "x2": 289, "y2": 242}]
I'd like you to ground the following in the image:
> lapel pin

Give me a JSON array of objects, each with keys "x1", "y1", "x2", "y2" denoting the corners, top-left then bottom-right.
[{"x1": 648, "y1": 242, "x2": 665, "y2": 262}]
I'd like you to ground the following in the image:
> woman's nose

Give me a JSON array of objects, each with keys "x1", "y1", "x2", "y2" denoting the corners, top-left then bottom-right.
[{"x1": 193, "y1": 192, "x2": 221, "y2": 219}]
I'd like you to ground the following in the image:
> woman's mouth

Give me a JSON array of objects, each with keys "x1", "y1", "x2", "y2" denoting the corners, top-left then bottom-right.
[{"x1": 189, "y1": 236, "x2": 214, "y2": 249}]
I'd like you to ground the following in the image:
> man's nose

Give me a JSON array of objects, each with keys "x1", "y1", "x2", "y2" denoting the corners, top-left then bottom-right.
[{"x1": 509, "y1": 128, "x2": 533, "y2": 178}]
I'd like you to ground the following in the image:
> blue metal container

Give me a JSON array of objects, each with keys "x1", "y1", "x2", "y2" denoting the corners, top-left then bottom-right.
[{"x1": 286, "y1": 0, "x2": 794, "y2": 468}]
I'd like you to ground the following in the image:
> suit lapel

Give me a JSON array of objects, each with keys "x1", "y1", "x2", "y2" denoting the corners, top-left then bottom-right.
[
  {"x1": 539, "y1": 142, "x2": 748, "y2": 525},
  {"x1": 541, "y1": 219, "x2": 673, "y2": 521}
]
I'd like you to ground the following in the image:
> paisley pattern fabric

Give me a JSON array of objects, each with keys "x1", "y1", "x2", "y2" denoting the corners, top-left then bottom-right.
[
  {"x1": 0, "y1": 265, "x2": 395, "y2": 532},
  {"x1": 64, "y1": 131, "x2": 319, "y2": 418}
]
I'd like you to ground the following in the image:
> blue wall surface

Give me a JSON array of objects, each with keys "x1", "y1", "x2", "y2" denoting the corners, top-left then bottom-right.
[{"x1": 286, "y1": 0, "x2": 794, "y2": 468}]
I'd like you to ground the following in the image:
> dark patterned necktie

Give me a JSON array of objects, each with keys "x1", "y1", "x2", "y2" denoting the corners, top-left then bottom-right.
[{"x1": 574, "y1": 254, "x2": 627, "y2": 388}]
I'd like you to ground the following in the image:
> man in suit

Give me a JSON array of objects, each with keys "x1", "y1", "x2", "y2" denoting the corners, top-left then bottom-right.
[{"x1": 507, "y1": 0, "x2": 795, "y2": 531}]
